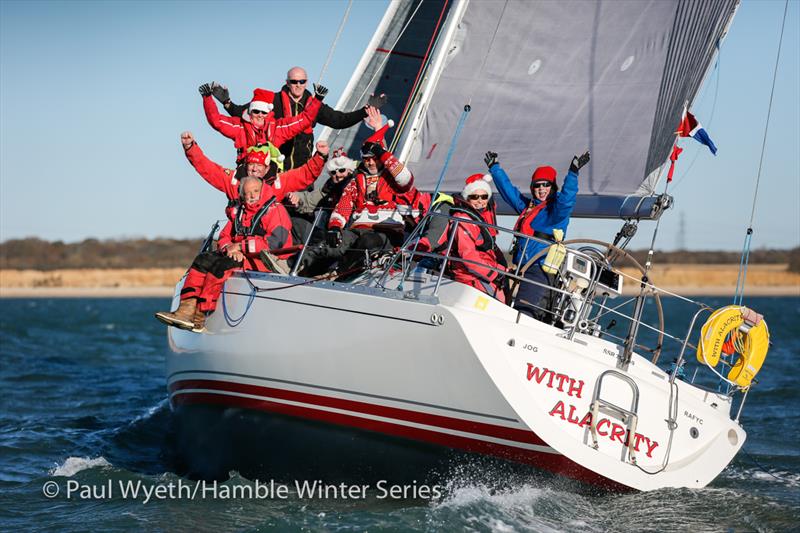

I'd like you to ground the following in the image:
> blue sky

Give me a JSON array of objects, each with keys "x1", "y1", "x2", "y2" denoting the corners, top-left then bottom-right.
[{"x1": 1, "y1": 0, "x2": 798, "y2": 251}]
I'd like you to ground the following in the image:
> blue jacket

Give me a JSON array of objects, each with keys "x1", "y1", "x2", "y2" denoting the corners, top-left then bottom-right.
[{"x1": 489, "y1": 164, "x2": 579, "y2": 266}]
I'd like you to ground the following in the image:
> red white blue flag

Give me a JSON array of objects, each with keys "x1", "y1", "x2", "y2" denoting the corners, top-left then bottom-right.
[{"x1": 677, "y1": 109, "x2": 717, "y2": 155}]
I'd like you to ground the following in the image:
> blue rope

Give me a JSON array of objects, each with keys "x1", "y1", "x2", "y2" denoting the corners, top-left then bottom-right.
[
  {"x1": 400, "y1": 104, "x2": 471, "y2": 290},
  {"x1": 429, "y1": 104, "x2": 471, "y2": 203},
  {"x1": 221, "y1": 279, "x2": 256, "y2": 327}
]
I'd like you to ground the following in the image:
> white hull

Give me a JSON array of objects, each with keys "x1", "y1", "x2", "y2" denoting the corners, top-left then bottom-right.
[{"x1": 166, "y1": 271, "x2": 745, "y2": 491}]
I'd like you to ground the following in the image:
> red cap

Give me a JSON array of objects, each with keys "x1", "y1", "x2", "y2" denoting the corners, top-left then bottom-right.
[{"x1": 531, "y1": 165, "x2": 557, "y2": 183}]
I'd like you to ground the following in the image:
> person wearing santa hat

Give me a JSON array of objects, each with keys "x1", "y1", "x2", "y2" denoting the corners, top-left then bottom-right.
[
  {"x1": 484, "y1": 150, "x2": 590, "y2": 320},
  {"x1": 199, "y1": 83, "x2": 326, "y2": 173},
  {"x1": 210, "y1": 67, "x2": 387, "y2": 171},
  {"x1": 444, "y1": 173, "x2": 508, "y2": 302},
  {"x1": 325, "y1": 116, "x2": 427, "y2": 273}
]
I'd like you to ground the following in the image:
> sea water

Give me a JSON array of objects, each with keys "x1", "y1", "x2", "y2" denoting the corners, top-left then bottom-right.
[{"x1": 1, "y1": 297, "x2": 798, "y2": 531}]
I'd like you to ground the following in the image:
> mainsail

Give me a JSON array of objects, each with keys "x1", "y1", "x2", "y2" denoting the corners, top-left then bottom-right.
[{"x1": 327, "y1": 0, "x2": 738, "y2": 218}]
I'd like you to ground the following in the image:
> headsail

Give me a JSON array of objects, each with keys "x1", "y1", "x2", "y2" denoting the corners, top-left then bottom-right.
[
  {"x1": 332, "y1": 0, "x2": 738, "y2": 218},
  {"x1": 319, "y1": 0, "x2": 454, "y2": 155}
]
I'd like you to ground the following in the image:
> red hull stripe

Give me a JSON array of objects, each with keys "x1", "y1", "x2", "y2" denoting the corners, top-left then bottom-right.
[
  {"x1": 169, "y1": 379, "x2": 545, "y2": 446},
  {"x1": 171, "y1": 390, "x2": 628, "y2": 491}
]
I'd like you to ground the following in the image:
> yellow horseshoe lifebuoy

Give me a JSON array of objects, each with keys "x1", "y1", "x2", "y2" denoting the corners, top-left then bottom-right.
[{"x1": 696, "y1": 305, "x2": 769, "y2": 388}]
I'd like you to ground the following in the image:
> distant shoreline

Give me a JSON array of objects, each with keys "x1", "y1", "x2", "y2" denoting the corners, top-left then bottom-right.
[{"x1": 0, "y1": 266, "x2": 797, "y2": 299}]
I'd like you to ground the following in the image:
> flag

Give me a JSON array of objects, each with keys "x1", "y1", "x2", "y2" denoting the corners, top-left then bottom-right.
[
  {"x1": 668, "y1": 144, "x2": 683, "y2": 182},
  {"x1": 677, "y1": 110, "x2": 717, "y2": 155}
]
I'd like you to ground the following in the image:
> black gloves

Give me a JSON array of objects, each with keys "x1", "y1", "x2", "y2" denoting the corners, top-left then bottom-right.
[
  {"x1": 210, "y1": 82, "x2": 230, "y2": 104},
  {"x1": 361, "y1": 141, "x2": 385, "y2": 159},
  {"x1": 570, "y1": 151, "x2": 590, "y2": 173},
  {"x1": 367, "y1": 93, "x2": 387, "y2": 109},
  {"x1": 484, "y1": 151, "x2": 499, "y2": 169},
  {"x1": 313, "y1": 83, "x2": 328, "y2": 102},
  {"x1": 198, "y1": 83, "x2": 212, "y2": 97},
  {"x1": 326, "y1": 229, "x2": 342, "y2": 248}
]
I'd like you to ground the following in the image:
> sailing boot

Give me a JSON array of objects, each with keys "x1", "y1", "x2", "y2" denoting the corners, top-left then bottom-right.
[
  {"x1": 154, "y1": 298, "x2": 197, "y2": 330},
  {"x1": 191, "y1": 308, "x2": 207, "y2": 333}
]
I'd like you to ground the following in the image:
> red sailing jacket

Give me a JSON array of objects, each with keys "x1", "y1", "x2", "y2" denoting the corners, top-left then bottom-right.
[
  {"x1": 450, "y1": 209, "x2": 506, "y2": 297},
  {"x1": 184, "y1": 142, "x2": 324, "y2": 218},
  {"x1": 217, "y1": 199, "x2": 294, "y2": 271},
  {"x1": 328, "y1": 151, "x2": 425, "y2": 231},
  {"x1": 203, "y1": 95, "x2": 321, "y2": 162}
]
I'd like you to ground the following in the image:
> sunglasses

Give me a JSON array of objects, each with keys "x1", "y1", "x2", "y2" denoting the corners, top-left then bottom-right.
[
  {"x1": 362, "y1": 156, "x2": 377, "y2": 162},
  {"x1": 288, "y1": 79, "x2": 307, "y2": 85},
  {"x1": 467, "y1": 194, "x2": 489, "y2": 200},
  {"x1": 329, "y1": 168, "x2": 349, "y2": 175},
  {"x1": 532, "y1": 182, "x2": 552, "y2": 189},
  {"x1": 250, "y1": 109, "x2": 268, "y2": 115}
]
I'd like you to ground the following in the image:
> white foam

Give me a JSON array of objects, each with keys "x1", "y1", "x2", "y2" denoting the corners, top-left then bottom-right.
[
  {"x1": 50, "y1": 456, "x2": 111, "y2": 477},
  {"x1": 437, "y1": 482, "x2": 547, "y2": 509}
]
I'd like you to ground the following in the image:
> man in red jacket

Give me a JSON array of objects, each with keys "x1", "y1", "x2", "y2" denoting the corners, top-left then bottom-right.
[
  {"x1": 180, "y1": 131, "x2": 329, "y2": 217},
  {"x1": 199, "y1": 82, "x2": 327, "y2": 172},
  {"x1": 154, "y1": 177, "x2": 293, "y2": 332},
  {"x1": 322, "y1": 121, "x2": 427, "y2": 273}
]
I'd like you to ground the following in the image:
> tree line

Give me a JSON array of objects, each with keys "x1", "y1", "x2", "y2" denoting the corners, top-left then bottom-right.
[{"x1": 0, "y1": 237, "x2": 798, "y2": 272}]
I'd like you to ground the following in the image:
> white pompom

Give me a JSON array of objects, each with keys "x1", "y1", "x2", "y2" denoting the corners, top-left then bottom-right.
[
  {"x1": 483, "y1": 174, "x2": 492, "y2": 182},
  {"x1": 387, "y1": 119, "x2": 395, "y2": 128}
]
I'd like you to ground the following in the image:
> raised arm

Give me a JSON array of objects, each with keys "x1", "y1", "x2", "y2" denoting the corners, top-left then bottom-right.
[
  {"x1": 182, "y1": 131, "x2": 239, "y2": 200},
  {"x1": 485, "y1": 151, "x2": 527, "y2": 214},
  {"x1": 552, "y1": 151, "x2": 588, "y2": 222},
  {"x1": 272, "y1": 141, "x2": 328, "y2": 198},
  {"x1": 201, "y1": 83, "x2": 243, "y2": 141}
]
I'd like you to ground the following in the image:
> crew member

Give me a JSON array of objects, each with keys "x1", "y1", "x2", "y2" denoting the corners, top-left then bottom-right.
[
  {"x1": 326, "y1": 121, "x2": 426, "y2": 272},
  {"x1": 199, "y1": 82, "x2": 326, "y2": 171},
  {"x1": 155, "y1": 177, "x2": 294, "y2": 332},
  {"x1": 211, "y1": 67, "x2": 387, "y2": 169},
  {"x1": 180, "y1": 131, "x2": 329, "y2": 217},
  {"x1": 485, "y1": 150, "x2": 590, "y2": 320}
]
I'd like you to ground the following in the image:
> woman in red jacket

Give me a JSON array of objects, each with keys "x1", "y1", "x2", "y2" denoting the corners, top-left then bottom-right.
[{"x1": 448, "y1": 174, "x2": 507, "y2": 302}]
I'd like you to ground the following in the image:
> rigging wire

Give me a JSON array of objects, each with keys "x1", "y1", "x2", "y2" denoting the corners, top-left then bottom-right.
[
  {"x1": 317, "y1": 0, "x2": 354, "y2": 85},
  {"x1": 672, "y1": 44, "x2": 723, "y2": 190},
  {"x1": 733, "y1": 0, "x2": 789, "y2": 305}
]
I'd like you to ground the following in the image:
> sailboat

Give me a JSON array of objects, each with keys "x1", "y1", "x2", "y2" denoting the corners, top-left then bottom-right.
[{"x1": 165, "y1": 0, "x2": 771, "y2": 491}]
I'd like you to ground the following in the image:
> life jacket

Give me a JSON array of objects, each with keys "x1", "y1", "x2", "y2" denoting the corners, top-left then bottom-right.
[
  {"x1": 449, "y1": 204, "x2": 495, "y2": 253},
  {"x1": 233, "y1": 197, "x2": 276, "y2": 237},
  {"x1": 514, "y1": 199, "x2": 550, "y2": 237}
]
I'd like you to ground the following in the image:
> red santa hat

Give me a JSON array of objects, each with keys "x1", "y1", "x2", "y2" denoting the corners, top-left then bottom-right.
[
  {"x1": 248, "y1": 88, "x2": 275, "y2": 114},
  {"x1": 361, "y1": 118, "x2": 395, "y2": 156},
  {"x1": 530, "y1": 165, "x2": 557, "y2": 184},
  {"x1": 462, "y1": 173, "x2": 493, "y2": 199}
]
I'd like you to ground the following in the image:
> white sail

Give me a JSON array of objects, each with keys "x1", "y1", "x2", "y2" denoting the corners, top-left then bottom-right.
[{"x1": 334, "y1": 0, "x2": 738, "y2": 217}]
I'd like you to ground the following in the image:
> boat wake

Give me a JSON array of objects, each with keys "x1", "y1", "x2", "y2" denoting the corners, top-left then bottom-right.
[{"x1": 50, "y1": 456, "x2": 111, "y2": 477}]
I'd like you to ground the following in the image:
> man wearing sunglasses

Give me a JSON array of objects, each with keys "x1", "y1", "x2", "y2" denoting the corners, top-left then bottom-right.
[
  {"x1": 285, "y1": 148, "x2": 358, "y2": 246},
  {"x1": 485, "y1": 150, "x2": 590, "y2": 321},
  {"x1": 324, "y1": 120, "x2": 426, "y2": 273},
  {"x1": 211, "y1": 67, "x2": 387, "y2": 170}
]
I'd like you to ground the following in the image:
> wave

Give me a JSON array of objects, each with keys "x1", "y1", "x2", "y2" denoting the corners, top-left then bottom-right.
[
  {"x1": 50, "y1": 456, "x2": 111, "y2": 477},
  {"x1": 723, "y1": 465, "x2": 800, "y2": 487}
]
